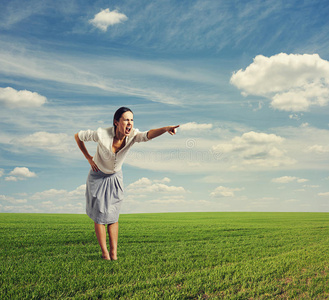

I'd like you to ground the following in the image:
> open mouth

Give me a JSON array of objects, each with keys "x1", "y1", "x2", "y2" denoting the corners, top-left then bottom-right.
[{"x1": 125, "y1": 126, "x2": 132, "y2": 134}]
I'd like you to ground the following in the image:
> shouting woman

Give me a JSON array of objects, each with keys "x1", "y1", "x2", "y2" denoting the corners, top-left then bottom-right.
[{"x1": 75, "y1": 107, "x2": 179, "y2": 260}]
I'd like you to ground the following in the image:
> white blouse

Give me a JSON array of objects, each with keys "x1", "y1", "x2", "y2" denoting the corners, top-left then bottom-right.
[{"x1": 78, "y1": 126, "x2": 149, "y2": 174}]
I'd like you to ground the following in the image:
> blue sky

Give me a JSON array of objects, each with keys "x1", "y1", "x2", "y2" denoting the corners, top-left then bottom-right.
[{"x1": 1, "y1": 0, "x2": 329, "y2": 214}]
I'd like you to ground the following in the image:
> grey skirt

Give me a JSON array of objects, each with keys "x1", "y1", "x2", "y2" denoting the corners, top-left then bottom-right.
[{"x1": 85, "y1": 169, "x2": 124, "y2": 225}]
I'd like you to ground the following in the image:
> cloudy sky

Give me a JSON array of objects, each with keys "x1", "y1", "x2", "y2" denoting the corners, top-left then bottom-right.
[{"x1": 1, "y1": 0, "x2": 329, "y2": 214}]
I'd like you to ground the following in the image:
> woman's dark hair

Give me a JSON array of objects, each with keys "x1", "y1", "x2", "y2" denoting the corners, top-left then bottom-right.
[{"x1": 113, "y1": 107, "x2": 133, "y2": 131}]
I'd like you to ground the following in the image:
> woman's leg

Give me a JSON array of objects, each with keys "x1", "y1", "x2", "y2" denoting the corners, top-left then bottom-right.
[
  {"x1": 94, "y1": 223, "x2": 110, "y2": 260},
  {"x1": 107, "y1": 222, "x2": 119, "y2": 260}
]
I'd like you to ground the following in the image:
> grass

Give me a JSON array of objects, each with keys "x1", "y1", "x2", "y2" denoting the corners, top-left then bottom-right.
[{"x1": 0, "y1": 212, "x2": 329, "y2": 299}]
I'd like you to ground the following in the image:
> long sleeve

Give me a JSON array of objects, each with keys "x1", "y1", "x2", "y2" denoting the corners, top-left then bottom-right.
[
  {"x1": 133, "y1": 129, "x2": 150, "y2": 143},
  {"x1": 78, "y1": 129, "x2": 99, "y2": 142}
]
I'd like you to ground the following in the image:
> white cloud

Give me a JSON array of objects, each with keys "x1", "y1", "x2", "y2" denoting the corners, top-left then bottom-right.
[
  {"x1": 154, "y1": 177, "x2": 171, "y2": 183},
  {"x1": 127, "y1": 177, "x2": 153, "y2": 189},
  {"x1": 149, "y1": 195, "x2": 188, "y2": 205},
  {"x1": 10, "y1": 199, "x2": 27, "y2": 204},
  {"x1": 0, "y1": 169, "x2": 4, "y2": 177},
  {"x1": 68, "y1": 184, "x2": 86, "y2": 197},
  {"x1": 272, "y1": 176, "x2": 308, "y2": 183},
  {"x1": 297, "y1": 178, "x2": 309, "y2": 183},
  {"x1": 230, "y1": 53, "x2": 329, "y2": 112},
  {"x1": 0, "y1": 185, "x2": 86, "y2": 214},
  {"x1": 89, "y1": 8, "x2": 128, "y2": 31},
  {"x1": 5, "y1": 167, "x2": 37, "y2": 181},
  {"x1": 136, "y1": 183, "x2": 186, "y2": 194},
  {"x1": 273, "y1": 125, "x2": 329, "y2": 170},
  {"x1": 122, "y1": 179, "x2": 191, "y2": 213},
  {"x1": 149, "y1": 199, "x2": 187, "y2": 204},
  {"x1": 0, "y1": 194, "x2": 27, "y2": 204},
  {"x1": 200, "y1": 175, "x2": 227, "y2": 184},
  {"x1": 289, "y1": 114, "x2": 303, "y2": 121},
  {"x1": 212, "y1": 131, "x2": 293, "y2": 168},
  {"x1": 30, "y1": 185, "x2": 85, "y2": 201},
  {"x1": 318, "y1": 192, "x2": 329, "y2": 197},
  {"x1": 17, "y1": 131, "x2": 73, "y2": 153},
  {"x1": 124, "y1": 123, "x2": 329, "y2": 173},
  {"x1": 42, "y1": 201, "x2": 53, "y2": 205},
  {"x1": 126, "y1": 126, "x2": 307, "y2": 173},
  {"x1": 210, "y1": 186, "x2": 243, "y2": 198},
  {"x1": 272, "y1": 176, "x2": 296, "y2": 183},
  {"x1": 213, "y1": 131, "x2": 284, "y2": 153},
  {"x1": 127, "y1": 177, "x2": 186, "y2": 194},
  {"x1": 9, "y1": 167, "x2": 37, "y2": 178},
  {"x1": 0, "y1": 87, "x2": 46, "y2": 108},
  {"x1": 237, "y1": 131, "x2": 284, "y2": 144},
  {"x1": 1, "y1": 204, "x2": 39, "y2": 213},
  {"x1": 285, "y1": 199, "x2": 300, "y2": 203},
  {"x1": 306, "y1": 144, "x2": 329, "y2": 154},
  {"x1": 30, "y1": 189, "x2": 67, "y2": 200},
  {"x1": 5, "y1": 176, "x2": 18, "y2": 182},
  {"x1": 180, "y1": 122, "x2": 213, "y2": 131}
]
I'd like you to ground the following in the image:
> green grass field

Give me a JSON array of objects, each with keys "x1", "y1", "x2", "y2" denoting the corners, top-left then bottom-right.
[{"x1": 1, "y1": 212, "x2": 329, "y2": 299}]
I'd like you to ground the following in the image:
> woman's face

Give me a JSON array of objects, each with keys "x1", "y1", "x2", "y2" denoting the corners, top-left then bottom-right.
[{"x1": 115, "y1": 111, "x2": 134, "y2": 137}]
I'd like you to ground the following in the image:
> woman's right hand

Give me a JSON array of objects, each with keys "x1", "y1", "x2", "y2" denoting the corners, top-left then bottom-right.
[
  {"x1": 87, "y1": 156, "x2": 100, "y2": 172},
  {"x1": 74, "y1": 134, "x2": 100, "y2": 172}
]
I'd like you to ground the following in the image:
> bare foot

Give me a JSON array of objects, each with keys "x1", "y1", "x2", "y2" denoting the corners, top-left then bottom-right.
[
  {"x1": 101, "y1": 251, "x2": 111, "y2": 260},
  {"x1": 101, "y1": 255, "x2": 111, "y2": 261},
  {"x1": 110, "y1": 251, "x2": 117, "y2": 261}
]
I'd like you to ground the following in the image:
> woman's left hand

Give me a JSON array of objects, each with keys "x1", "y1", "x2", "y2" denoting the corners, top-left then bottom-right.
[
  {"x1": 167, "y1": 125, "x2": 180, "y2": 135},
  {"x1": 147, "y1": 125, "x2": 180, "y2": 139}
]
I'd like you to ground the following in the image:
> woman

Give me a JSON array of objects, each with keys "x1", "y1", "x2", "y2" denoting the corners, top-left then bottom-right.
[{"x1": 75, "y1": 107, "x2": 179, "y2": 260}]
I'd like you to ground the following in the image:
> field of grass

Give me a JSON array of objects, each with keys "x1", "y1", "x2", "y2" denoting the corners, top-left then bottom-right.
[{"x1": 1, "y1": 212, "x2": 329, "y2": 299}]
